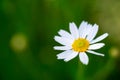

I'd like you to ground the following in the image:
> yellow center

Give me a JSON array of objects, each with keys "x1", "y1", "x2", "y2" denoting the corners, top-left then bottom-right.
[{"x1": 72, "y1": 38, "x2": 89, "y2": 52}]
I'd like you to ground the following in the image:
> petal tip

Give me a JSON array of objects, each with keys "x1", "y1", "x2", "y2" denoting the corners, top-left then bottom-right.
[
  {"x1": 84, "y1": 62, "x2": 88, "y2": 65},
  {"x1": 106, "y1": 33, "x2": 109, "y2": 36},
  {"x1": 53, "y1": 46, "x2": 56, "y2": 50},
  {"x1": 101, "y1": 54, "x2": 105, "y2": 57},
  {"x1": 64, "y1": 59, "x2": 69, "y2": 62},
  {"x1": 54, "y1": 36, "x2": 57, "y2": 40},
  {"x1": 81, "y1": 60, "x2": 88, "y2": 65}
]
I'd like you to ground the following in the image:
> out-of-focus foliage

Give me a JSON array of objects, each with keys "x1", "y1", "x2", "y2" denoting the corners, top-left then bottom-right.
[{"x1": 0, "y1": 0, "x2": 120, "y2": 80}]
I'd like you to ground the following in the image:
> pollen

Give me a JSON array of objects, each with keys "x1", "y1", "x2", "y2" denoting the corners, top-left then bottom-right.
[{"x1": 72, "y1": 38, "x2": 89, "y2": 52}]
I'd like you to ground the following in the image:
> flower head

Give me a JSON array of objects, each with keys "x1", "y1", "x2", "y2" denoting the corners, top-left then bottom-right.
[{"x1": 54, "y1": 21, "x2": 108, "y2": 65}]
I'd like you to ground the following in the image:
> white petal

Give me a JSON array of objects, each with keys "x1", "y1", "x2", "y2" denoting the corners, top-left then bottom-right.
[
  {"x1": 87, "y1": 50, "x2": 104, "y2": 56},
  {"x1": 58, "y1": 29, "x2": 74, "y2": 40},
  {"x1": 79, "y1": 21, "x2": 88, "y2": 38},
  {"x1": 79, "y1": 52, "x2": 89, "y2": 65},
  {"x1": 88, "y1": 43, "x2": 105, "y2": 50},
  {"x1": 90, "y1": 33, "x2": 109, "y2": 44},
  {"x1": 69, "y1": 22, "x2": 79, "y2": 39},
  {"x1": 53, "y1": 46, "x2": 72, "y2": 50},
  {"x1": 79, "y1": 21, "x2": 93, "y2": 38},
  {"x1": 83, "y1": 24, "x2": 93, "y2": 38},
  {"x1": 54, "y1": 36, "x2": 73, "y2": 46},
  {"x1": 57, "y1": 50, "x2": 73, "y2": 59},
  {"x1": 64, "y1": 51, "x2": 78, "y2": 62},
  {"x1": 86, "y1": 24, "x2": 99, "y2": 41}
]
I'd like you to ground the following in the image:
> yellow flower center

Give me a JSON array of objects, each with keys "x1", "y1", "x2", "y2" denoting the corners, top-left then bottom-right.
[{"x1": 72, "y1": 38, "x2": 89, "y2": 52}]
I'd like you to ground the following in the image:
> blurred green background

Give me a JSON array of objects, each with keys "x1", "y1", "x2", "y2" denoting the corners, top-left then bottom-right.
[{"x1": 0, "y1": 0, "x2": 120, "y2": 80}]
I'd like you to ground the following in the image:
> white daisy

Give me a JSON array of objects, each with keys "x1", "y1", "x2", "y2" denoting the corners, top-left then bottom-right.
[{"x1": 54, "y1": 21, "x2": 108, "y2": 65}]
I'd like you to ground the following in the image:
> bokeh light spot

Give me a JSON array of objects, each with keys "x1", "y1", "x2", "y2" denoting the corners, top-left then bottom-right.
[{"x1": 10, "y1": 33, "x2": 28, "y2": 52}]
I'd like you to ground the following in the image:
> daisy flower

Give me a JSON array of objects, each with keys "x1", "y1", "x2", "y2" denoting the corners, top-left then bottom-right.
[{"x1": 54, "y1": 21, "x2": 108, "y2": 65}]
